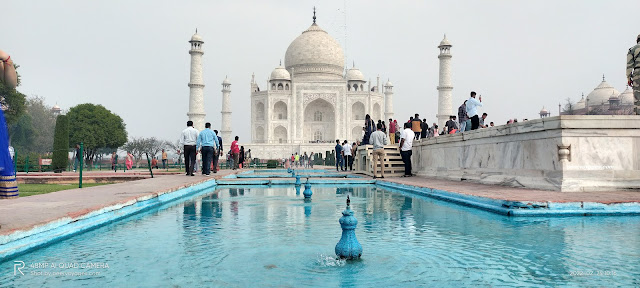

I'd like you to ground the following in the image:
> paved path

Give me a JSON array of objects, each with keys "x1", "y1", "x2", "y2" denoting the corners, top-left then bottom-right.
[
  {"x1": 379, "y1": 176, "x2": 640, "y2": 204},
  {"x1": 1, "y1": 171, "x2": 234, "y2": 236}
]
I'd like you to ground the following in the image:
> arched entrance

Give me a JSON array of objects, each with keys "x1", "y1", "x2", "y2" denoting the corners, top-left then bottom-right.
[
  {"x1": 352, "y1": 102, "x2": 364, "y2": 120},
  {"x1": 274, "y1": 126, "x2": 287, "y2": 143},
  {"x1": 304, "y1": 98, "x2": 335, "y2": 142}
]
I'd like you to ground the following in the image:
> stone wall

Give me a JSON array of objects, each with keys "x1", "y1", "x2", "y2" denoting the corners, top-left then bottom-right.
[{"x1": 411, "y1": 115, "x2": 640, "y2": 192}]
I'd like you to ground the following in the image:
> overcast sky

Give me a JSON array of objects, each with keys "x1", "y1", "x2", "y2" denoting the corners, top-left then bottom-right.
[{"x1": 5, "y1": 0, "x2": 639, "y2": 143}]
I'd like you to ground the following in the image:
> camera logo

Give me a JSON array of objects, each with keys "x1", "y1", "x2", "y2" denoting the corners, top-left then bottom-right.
[{"x1": 14, "y1": 261, "x2": 25, "y2": 276}]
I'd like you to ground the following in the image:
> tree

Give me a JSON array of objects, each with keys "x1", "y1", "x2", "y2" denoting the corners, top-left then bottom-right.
[
  {"x1": 67, "y1": 103, "x2": 127, "y2": 165},
  {"x1": 9, "y1": 96, "x2": 57, "y2": 154},
  {"x1": 562, "y1": 98, "x2": 576, "y2": 115},
  {"x1": 8, "y1": 112, "x2": 35, "y2": 153},
  {"x1": 164, "y1": 140, "x2": 183, "y2": 163},
  {"x1": 122, "y1": 137, "x2": 167, "y2": 167},
  {"x1": 0, "y1": 63, "x2": 26, "y2": 125},
  {"x1": 52, "y1": 115, "x2": 69, "y2": 171}
]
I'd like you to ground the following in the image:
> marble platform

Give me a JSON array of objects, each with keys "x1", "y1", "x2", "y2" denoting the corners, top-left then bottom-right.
[{"x1": 412, "y1": 115, "x2": 640, "y2": 192}]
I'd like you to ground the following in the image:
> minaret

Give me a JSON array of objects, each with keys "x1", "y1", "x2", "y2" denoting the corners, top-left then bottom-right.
[
  {"x1": 187, "y1": 30, "x2": 205, "y2": 131},
  {"x1": 436, "y1": 34, "x2": 453, "y2": 130},
  {"x1": 384, "y1": 79, "x2": 394, "y2": 120},
  {"x1": 221, "y1": 76, "x2": 232, "y2": 147}
]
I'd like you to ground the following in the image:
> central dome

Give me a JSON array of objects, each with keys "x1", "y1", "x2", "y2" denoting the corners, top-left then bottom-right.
[{"x1": 284, "y1": 23, "x2": 345, "y2": 79}]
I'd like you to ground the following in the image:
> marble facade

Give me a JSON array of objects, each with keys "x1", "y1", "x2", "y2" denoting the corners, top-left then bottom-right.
[{"x1": 411, "y1": 115, "x2": 640, "y2": 192}]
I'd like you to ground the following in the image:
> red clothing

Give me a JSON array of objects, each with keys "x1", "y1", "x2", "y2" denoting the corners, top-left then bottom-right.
[
  {"x1": 231, "y1": 140, "x2": 240, "y2": 154},
  {"x1": 389, "y1": 121, "x2": 396, "y2": 133}
]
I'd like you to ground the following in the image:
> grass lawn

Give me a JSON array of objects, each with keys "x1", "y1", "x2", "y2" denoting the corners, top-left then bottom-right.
[{"x1": 18, "y1": 183, "x2": 113, "y2": 197}]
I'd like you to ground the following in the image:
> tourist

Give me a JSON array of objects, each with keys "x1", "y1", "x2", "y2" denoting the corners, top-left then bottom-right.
[
  {"x1": 433, "y1": 125, "x2": 440, "y2": 137},
  {"x1": 294, "y1": 152, "x2": 300, "y2": 167},
  {"x1": 628, "y1": 33, "x2": 640, "y2": 114},
  {"x1": 388, "y1": 118, "x2": 396, "y2": 144},
  {"x1": 479, "y1": 113, "x2": 488, "y2": 128},
  {"x1": 382, "y1": 120, "x2": 387, "y2": 133},
  {"x1": 466, "y1": 91, "x2": 483, "y2": 130},
  {"x1": 197, "y1": 122, "x2": 218, "y2": 176},
  {"x1": 213, "y1": 130, "x2": 222, "y2": 173},
  {"x1": 73, "y1": 144, "x2": 80, "y2": 172},
  {"x1": 231, "y1": 136, "x2": 240, "y2": 170},
  {"x1": 399, "y1": 122, "x2": 414, "y2": 177},
  {"x1": 161, "y1": 149, "x2": 168, "y2": 169},
  {"x1": 335, "y1": 139, "x2": 344, "y2": 171},
  {"x1": 370, "y1": 123, "x2": 389, "y2": 179},
  {"x1": 125, "y1": 151, "x2": 134, "y2": 171},
  {"x1": 363, "y1": 114, "x2": 375, "y2": 145},
  {"x1": 239, "y1": 146, "x2": 245, "y2": 169},
  {"x1": 411, "y1": 114, "x2": 422, "y2": 140},
  {"x1": 309, "y1": 152, "x2": 314, "y2": 168},
  {"x1": 111, "y1": 152, "x2": 118, "y2": 172},
  {"x1": 0, "y1": 101, "x2": 17, "y2": 199},
  {"x1": 246, "y1": 149, "x2": 252, "y2": 166},
  {"x1": 490, "y1": 122, "x2": 495, "y2": 127},
  {"x1": 151, "y1": 157, "x2": 158, "y2": 169},
  {"x1": 393, "y1": 120, "x2": 400, "y2": 142},
  {"x1": 227, "y1": 151, "x2": 232, "y2": 168},
  {"x1": 180, "y1": 120, "x2": 199, "y2": 176},
  {"x1": 458, "y1": 100, "x2": 469, "y2": 133},
  {"x1": 302, "y1": 152, "x2": 308, "y2": 168},
  {"x1": 290, "y1": 154, "x2": 295, "y2": 167},
  {"x1": 0, "y1": 49, "x2": 18, "y2": 89},
  {"x1": 446, "y1": 115, "x2": 459, "y2": 134},
  {"x1": 420, "y1": 119, "x2": 428, "y2": 139},
  {"x1": 343, "y1": 140, "x2": 353, "y2": 171}
]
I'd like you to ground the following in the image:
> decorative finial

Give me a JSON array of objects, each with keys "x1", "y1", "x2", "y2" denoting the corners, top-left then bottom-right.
[
  {"x1": 603, "y1": 74, "x2": 605, "y2": 81},
  {"x1": 279, "y1": 59, "x2": 282, "y2": 66},
  {"x1": 195, "y1": 28, "x2": 198, "y2": 34},
  {"x1": 347, "y1": 195, "x2": 350, "y2": 207},
  {"x1": 313, "y1": 6, "x2": 316, "y2": 24},
  {"x1": 444, "y1": 33, "x2": 447, "y2": 39},
  {"x1": 352, "y1": 60, "x2": 355, "y2": 68}
]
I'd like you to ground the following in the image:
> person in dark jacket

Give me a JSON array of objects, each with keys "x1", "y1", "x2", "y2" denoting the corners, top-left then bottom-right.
[{"x1": 420, "y1": 119, "x2": 428, "y2": 139}]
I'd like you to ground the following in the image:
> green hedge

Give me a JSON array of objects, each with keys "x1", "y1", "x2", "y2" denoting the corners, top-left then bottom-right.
[{"x1": 52, "y1": 114, "x2": 69, "y2": 172}]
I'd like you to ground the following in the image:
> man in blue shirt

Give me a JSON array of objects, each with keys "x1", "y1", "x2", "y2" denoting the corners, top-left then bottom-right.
[
  {"x1": 213, "y1": 130, "x2": 222, "y2": 173},
  {"x1": 335, "y1": 139, "x2": 344, "y2": 171},
  {"x1": 197, "y1": 123, "x2": 219, "y2": 176}
]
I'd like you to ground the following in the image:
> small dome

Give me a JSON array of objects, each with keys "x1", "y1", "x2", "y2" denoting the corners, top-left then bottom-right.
[
  {"x1": 539, "y1": 107, "x2": 548, "y2": 114},
  {"x1": 222, "y1": 77, "x2": 231, "y2": 85},
  {"x1": 586, "y1": 76, "x2": 619, "y2": 106},
  {"x1": 574, "y1": 94, "x2": 586, "y2": 109},
  {"x1": 438, "y1": 34, "x2": 451, "y2": 47},
  {"x1": 608, "y1": 91, "x2": 619, "y2": 101},
  {"x1": 345, "y1": 67, "x2": 365, "y2": 81},
  {"x1": 385, "y1": 80, "x2": 393, "y2": 87},
  {"x1": 619, "y1": 86, "x2": 634, "y2": 104},
  {"x1": 190, "y1": 32, "x2": 203, "y2": 42},
  {"x1": 270, "y1": 65, "x2": 291, "y2": 81},
  {"x1": 51, "y1": 104, "x2": 61, "y2": 112}
]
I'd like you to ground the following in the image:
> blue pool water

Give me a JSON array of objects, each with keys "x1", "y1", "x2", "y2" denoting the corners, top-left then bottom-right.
[{"x1": 1, "y1": 185, "x2": 639, "y2": 287}]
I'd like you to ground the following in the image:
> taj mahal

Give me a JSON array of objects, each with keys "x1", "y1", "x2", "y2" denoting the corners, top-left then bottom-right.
[{"x1": 185, "y1": 10, "x2": 454, "y2": 159}]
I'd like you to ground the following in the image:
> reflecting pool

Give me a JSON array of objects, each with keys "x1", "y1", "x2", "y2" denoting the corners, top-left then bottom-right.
[{"x1": 1, "y1": 185, "x2": 639, "y2": 287}]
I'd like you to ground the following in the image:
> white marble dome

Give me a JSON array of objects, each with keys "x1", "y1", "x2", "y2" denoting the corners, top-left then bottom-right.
[
  {"x1": 385, "y1": 80, "x2": 393, "y2": 87},
  {"x1": 586, "y1": 78, "x2": 619, "y2": 106},
  {"x1": 439, "y1": 34, "x2": 451, "y2": 47},
  {"x1": 619, "y1": 86, "x2": 634, "y2": 104},
  {"x1": 345, "y1": 67, "x2": 364, "y2": 81},
  {"x1": 270, "y1": 65, "x2": 291, "y2": 80},
  {"x1": 222, "y1": 77, "x2": 231, "y2": 85},
  {"x1": 540, "y1": 107, "x2": 548, "y2": 114},
  {"x1": 190, "y1": 33, "x2": 203, "y2": 42},
  {"x1": 284, "y1": 23, "x2": 344, "y2": 78}
]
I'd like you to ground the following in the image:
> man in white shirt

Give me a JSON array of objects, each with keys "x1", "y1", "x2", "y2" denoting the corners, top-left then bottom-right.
[
  {"x1": 399, "y1": 122, "x2": 414, "y2": 177},
  {"x1": 465, "y1": 91, "x2": 483, "y2": 130},
  {"x1": 180, "y1": 120, "x2": 199, "y2": 176},
  {"x1": 342, "y1": 140, "x2": 353, "y2": 171},
  {"x1": 370, "y1": 123, "x2": 389, "y2": 178}
]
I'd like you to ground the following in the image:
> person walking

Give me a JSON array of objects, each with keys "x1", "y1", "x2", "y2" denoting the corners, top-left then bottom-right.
[
  {"x1": 213, "y1": 130, "x2": 222, "y2": 173},
  {"x1": 125, "y1": 151, "x2": 134, "y2": 171},
  {"x1": 627, "y1": 33, "x2": 640, "y2": 114},
  {"x1": 309, "y1": 151, "x2": 314, "y2": 168},
  {"x1": 362, "y1": 115, "x2": 375, "y2": 145},
  {"x1": 458, "y1": 100, "x2": 469, "y2": 133},
  {"x1": 411, "y1": 114, "x2": 422, "y2": 140},
  {"x1": 180, "y1": 120, "x2": 199, "y2": 176},
  {"x1": 370, "y1": 123, "x2": 389, "y2": 178},
  {"x1": 466, "y1": 91, "x2": 483, "y2": 130},
  {"x1": 388, "y1": 118, "x2": 396, "y2": 144},
  {"x1": 161, "y1": 149, "x2": 167, "y2": 169},
  {"x1": 302, "y1": 152, "x2": 308, "y2": 168},
  {"x1": 335, "y1": 139, "x2": 344, "y2": 171},
  {"x1": 111, "y1": 152, "x2": 118, "y2": 172},
  {"x1": 231, "y1": 136, "x2": 240, "y2": 170},
  {"x1": 342, "y1": 140, "x2": 353, "y2": 171},
  {"x1": 246, "y1": 149, "x2": 252, "y2": 167},
  {"x1": 294, "y1": 152, "x2": 300, "y2": 167},
  {"x1": 399, "y1": 122, "x2": 414, "y2": 177},
  {"x1": 196, "y1": 122, "x2": 218, "y2": 176}
]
